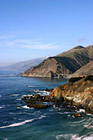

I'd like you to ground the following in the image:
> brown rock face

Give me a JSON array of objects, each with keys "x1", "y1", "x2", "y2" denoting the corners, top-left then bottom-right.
[
  {"x1": 23, "y1": 57, "x2": 71, "y2": 78},
  {"x1": 23, "y1": 45, "x2": 93, "y2": 78},
  {"x1": 50, "y1": 77, "x2": 93, "y2": 114}
]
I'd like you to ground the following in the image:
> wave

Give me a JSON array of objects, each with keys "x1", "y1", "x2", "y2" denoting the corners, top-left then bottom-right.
[
  {"x1": 39, "y1": 90, "x2": 50, "y2": 96},
  {"x1": 16, "y1": 98, "x2": 21, "y2": 101},
  {"x1": 56, "y1": 133, "x2": 93, "y2": 140},
  {"x1": 0, "y1": 106, "x2": 5, "y2": 109},
  {"x1": 78, "y1": 109, "x2": 85, "y2": 113},
  {"x1": 0, "y1": 119, "x2": 34, "y2": 129},
  {"x1": 33, "y1": 89, "x2": 50, "y2": 96},
  {"x1": 25, "y1": 85, "x2": 35, "y2": 87},
  {"x1": 10, "y1": 94, "x2": 19, "y2": 97},
  {"x1": 22, "y1": 105, "x2": 34, "y2": 109},
  {"x1": 38, "y1": 115, "x2": 46, "y2": 120},
  {"x1": 0, "y1": 115, "x2": 46, "y2": 129}
]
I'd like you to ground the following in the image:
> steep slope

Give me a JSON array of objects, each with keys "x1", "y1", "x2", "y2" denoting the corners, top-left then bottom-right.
[
  {"x1": 50, "y1": 76, "x2": 93, "y2": 114},
  {"x1": 69, "y1": 61, "x2": 93, "y2": 77},
  {"x1": 86, "y1": 45, "x2": 93, "y2": 60},
  {"x1": 23, "y1": 45, "x2": 93, "y2": 78},
  {"x1": 0, "y1": 57, "x2": 46, "y2": 72}
]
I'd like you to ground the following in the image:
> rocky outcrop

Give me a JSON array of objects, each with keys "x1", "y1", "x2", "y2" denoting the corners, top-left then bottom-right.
[
  {"x1": 50, "y1": 76, "x2": 93, "y2": 114},
  {"x1": 22, "y1": 76, "x2": 93, "y2": 114},
  {"x1": 23, "y1": 45, "x2": 93, "y2": 78},
  {"x1": 22, "y1": 94, "x2": 53, "y2": 109}
]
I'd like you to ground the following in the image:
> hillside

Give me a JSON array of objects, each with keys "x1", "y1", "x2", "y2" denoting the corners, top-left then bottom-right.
[
  {"x1": 0, "y1": 57, "x2": 46, "y2": 72},
  {"x1": 69, "y1": 61, "x2": 93, "y2": 77},
  {"x1": 23, "y1": 45, "x2": 93, "y2": 78}
]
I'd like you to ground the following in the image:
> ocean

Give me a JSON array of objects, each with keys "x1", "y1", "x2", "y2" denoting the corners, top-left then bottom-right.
[{"x1": 0, "y1": 71, "x2": 93, "y2": 140}]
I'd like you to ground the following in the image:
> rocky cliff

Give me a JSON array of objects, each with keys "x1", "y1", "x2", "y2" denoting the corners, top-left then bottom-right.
[
  {"x1": 50, "y1": 76, "x2": 93, "y2": 114},
  {"x1": 22, "y1": 75, "x2": 93, "y2": 114},
  {"x1": 23, "y1": 45, "x2": 93, "y2": 78}
]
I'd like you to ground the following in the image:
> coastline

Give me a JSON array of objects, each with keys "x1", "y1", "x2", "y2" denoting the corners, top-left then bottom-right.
[{"x1": 22, "y1": 75, "x2": 93, "y2": 115}]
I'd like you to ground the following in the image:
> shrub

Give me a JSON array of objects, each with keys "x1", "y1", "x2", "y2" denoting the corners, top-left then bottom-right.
[
  {"x1": 84, "y1": 75, "x2": 93, "y2": 81},
  {"x1": 69, "y1": 77, "x2": 83, "y2": 83}
]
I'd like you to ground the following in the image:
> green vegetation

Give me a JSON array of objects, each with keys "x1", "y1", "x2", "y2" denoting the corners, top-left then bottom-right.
[
  {"x1": 69, "y1": 75, "x2": 93, "y2": 83},
  {"x1": 32, "y1": 59, "x2": 47, "y2": 70},
  {"x1": 54, "y1": 56, "x2": 80, "y2": 72},
  {"x1": 84, "y1": 75, "x2": 93, "y2": 81},
  {"x1": 69, "y1": 77, "x2": 83, "y2": 83}
]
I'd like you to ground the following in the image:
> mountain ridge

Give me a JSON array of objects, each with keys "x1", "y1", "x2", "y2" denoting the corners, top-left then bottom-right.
[
  {"x1": 23, "y1": 45, "x2": 93, "y2": 78},
  {"x1": 0, "y1": 57, "x2": 46, "y2": 72}
]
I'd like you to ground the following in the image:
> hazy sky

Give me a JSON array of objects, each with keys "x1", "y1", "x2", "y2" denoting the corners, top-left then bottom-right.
[{"x1": 0, "y1": 0, "x2": 92, "y2": 66}]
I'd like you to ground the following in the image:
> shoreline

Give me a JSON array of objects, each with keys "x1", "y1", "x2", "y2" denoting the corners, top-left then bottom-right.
[{"x1": 21, "y1": 75, "x2": 93, "y2": 115}]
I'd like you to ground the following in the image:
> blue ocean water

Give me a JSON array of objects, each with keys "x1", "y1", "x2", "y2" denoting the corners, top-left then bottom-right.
[{"x1": 0, "y1": 71, "x2": 93, "y2": 140}]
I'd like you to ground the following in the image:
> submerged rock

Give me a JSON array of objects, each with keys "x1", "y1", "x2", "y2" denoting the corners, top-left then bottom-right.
[{"x1": 73, "y1": 113, "x2": 82, "y2": 118}]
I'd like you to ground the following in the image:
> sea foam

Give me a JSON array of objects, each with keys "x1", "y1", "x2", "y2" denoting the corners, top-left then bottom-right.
[
  {"x1": 22, "y1": 105, "x2": 34, "y2": 109},
  {"x1": 56, "y1": 133, "x2": 93, "y2": 140}
]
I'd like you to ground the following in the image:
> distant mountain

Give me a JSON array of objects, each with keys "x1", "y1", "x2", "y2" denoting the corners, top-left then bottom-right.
[
  {"x1": 69, "y1": 61, "x2": 93, "y2": 77},
  {"x1": 23, "y1": 45, "x2": 93, "y2": 78},
  {"x1": 0, "y1": 57, "x2": 46, "y2": 72}
]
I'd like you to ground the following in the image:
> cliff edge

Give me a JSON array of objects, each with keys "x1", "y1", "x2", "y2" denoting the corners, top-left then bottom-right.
[{"x1": 50, "y1": 75, "x2": 93, "y2": 114}]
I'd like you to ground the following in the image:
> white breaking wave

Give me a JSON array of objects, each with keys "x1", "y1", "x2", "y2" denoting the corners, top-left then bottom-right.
[
  {"x1": 84, "y1": 123, "x2": 93, "y2": 129},
  {"x1": 56, "y1": 133, "x2": 93, "y2": 140},
  {"x1": 0, "y1": 106, "x2": 3, "y2": 109},
  {"x1": 0, "y1": 115, "x2": 46, "y2": 129},
  {"x1": 0, "y1": 119, "x2": 34, "y2": 129},
  {"x1": 78, "y1": 109, "x2": 85, "y2": 113},
  {"x1": 40, "y1": 90, "x2": 50, "y2": 96},
  {"x1": 71, "y1": 134, "x2": 93, "y2": 140},
  {"x1": 38, "y1": 115, "x2": 46, "y2": 120},
  {"x1": 0, "y1": 106, "x2": 5, "y2": 109},
  {"x1": 22, "y1": 105, "x2": 34, "y2": 109},
  {"x1": 10, "y1": 94, "x2": 19, "y2": 97}
]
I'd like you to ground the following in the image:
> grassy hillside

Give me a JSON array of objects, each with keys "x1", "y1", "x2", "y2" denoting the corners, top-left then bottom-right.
[
  {"x1": 69, "y1": 61, "x2": 93, "y2": 77},
  {"x1": 23, "y1": 45, "x2": 93, "y2": 78}
]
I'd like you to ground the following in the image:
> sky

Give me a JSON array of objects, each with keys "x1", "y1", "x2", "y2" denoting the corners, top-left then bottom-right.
[{"x1": 0, "y1": 0, "x2": 93, "y2": 66}]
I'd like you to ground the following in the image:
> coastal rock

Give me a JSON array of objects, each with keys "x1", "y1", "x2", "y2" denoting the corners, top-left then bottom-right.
[
  {"x1": 50, "y1": 76, "x2": 93, "y2": 114},
  {"x1": 21, "y1": 75, "x2": 93, "y2": 114},
  {"x1": 27, "y1": 103, "x2": 52, "y2": 109},
  {"x1": 71, "y1": 113, "x2": 82, "y2": 118}
]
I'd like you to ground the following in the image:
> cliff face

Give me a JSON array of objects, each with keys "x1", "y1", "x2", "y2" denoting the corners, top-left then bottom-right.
[
  {"x1": 50, "y1": 77, "x2": 93, "y2": 114},
  {"x1": 23, "y1": 45, "x2": 93, "y2": 78},
  {"x1": 23, "y1": 57, "x2": 74, "y2": 78}
]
